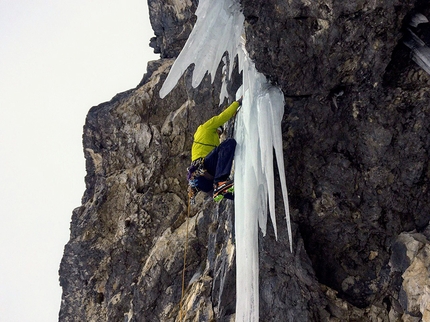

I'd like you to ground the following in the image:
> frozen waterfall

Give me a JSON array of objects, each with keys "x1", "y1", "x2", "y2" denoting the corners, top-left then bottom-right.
[{"x1": 159, "y1": 0, "x2": 292, "y2": 320}]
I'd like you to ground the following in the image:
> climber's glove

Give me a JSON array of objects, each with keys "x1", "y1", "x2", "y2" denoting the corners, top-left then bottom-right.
[{"x1": 237, "y1": 96, "x2": 243, "y2": 105}]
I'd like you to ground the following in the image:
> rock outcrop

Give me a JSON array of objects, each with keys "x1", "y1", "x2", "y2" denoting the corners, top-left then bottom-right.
[{"x1": 60, "y1": 0, "x2": 430, "y2": 321}]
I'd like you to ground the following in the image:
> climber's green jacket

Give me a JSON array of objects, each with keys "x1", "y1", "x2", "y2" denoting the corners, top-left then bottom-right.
[{"x1": 191, "y1": 101, "x2": 240, "y2": 161}]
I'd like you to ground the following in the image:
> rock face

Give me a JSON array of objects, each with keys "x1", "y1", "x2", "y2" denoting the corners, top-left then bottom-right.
[{"x1": 59, "y1": 0, "x2": 430, "y2": 321}]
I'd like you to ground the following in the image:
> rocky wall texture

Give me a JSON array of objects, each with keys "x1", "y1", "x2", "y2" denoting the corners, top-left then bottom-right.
[{"x1": 60, "y1": 0, "x2": 430, "y2": 321}]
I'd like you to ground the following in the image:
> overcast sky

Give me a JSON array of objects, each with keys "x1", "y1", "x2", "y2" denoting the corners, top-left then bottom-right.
[{"x1": 0, "y1": 1, "x2": 158, "y2": 321}]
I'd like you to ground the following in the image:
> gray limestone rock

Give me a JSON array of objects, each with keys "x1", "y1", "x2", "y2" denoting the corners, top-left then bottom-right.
[{"x1": 60, "y1": 0, "x2": 430, "y2": 321}]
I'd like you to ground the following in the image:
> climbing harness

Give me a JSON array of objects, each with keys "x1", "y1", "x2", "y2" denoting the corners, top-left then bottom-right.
[
  {"x1": 193, "y1": 140, "x2": 218, "y2": 148},
  {"x1": 187, "y1": 158, "x2": 206, "y2": 204}
]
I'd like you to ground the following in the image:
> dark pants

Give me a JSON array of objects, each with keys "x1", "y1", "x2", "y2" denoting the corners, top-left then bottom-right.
[
  {"x1": 205, "y1": 138, "x2": 236, "y2": 183},
  {"x1": 195, "y1": 138, "x2": 236, "y2": 193}
]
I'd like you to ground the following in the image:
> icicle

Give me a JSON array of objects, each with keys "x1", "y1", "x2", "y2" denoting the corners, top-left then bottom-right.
[
  {"x1": 233, "y1": 40, "x2": 292, "y2": 320},
  {"x1": 159, "y1": 0, "x2": 244, "y2": 103}
]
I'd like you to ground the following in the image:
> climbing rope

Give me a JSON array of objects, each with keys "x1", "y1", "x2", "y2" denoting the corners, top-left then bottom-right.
[
  {"x1": 179, "y1": 197, "x2": 191, "y2": 321},
  {"x1": 179, "y1": 97, "x2": 242, "y2": 320}
]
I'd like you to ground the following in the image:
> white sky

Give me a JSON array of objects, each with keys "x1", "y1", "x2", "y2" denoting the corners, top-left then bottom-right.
[{"x1": 0, "y1": 1, "x2": 158, "y2": 321}]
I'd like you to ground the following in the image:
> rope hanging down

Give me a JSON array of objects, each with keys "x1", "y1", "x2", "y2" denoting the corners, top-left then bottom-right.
[
  {"x1": 179, "y1": 98, "x2": 241, "y2": 320},
  {"x1": 179, "y1": 197, "x2": 191, "y2": 321}
]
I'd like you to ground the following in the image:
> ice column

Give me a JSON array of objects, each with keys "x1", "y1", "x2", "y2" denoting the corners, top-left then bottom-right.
[
  {"x1": 234, "y1": 38, "x2": 292, "y2": 321},
  {"x1": 158, "y1": 0, "x2": 292, "y2": 320}
]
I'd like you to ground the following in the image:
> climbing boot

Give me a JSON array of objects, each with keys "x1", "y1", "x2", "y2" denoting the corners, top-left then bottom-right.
[{"x1": 213, "y1": 180, "x2": 234, "y2": 202}]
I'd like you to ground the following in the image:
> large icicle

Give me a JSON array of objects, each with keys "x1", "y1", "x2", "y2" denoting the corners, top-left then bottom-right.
[
  {"x1": 234, "y1": 39, "x2": 292, "y2": 320},
  {"x1": 158, "y1": 0, "x2": 292, "y2": 320},
  {"x1": 159, "y1": 0, "x2": 244, "y2": 102}
]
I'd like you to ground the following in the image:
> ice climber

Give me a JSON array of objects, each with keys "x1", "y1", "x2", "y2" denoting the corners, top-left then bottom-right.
[{"x1": 187, "y1": 97, "x2": 242, "y2": 203}]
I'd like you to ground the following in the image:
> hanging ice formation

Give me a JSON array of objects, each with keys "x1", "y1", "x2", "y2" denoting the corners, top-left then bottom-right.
[
  {"x1": 159, "y1": 0, "x2": 292, "y2": 320},
  {"x1": 404, "y1": 13, "x2": 430, "y2": 75}
]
